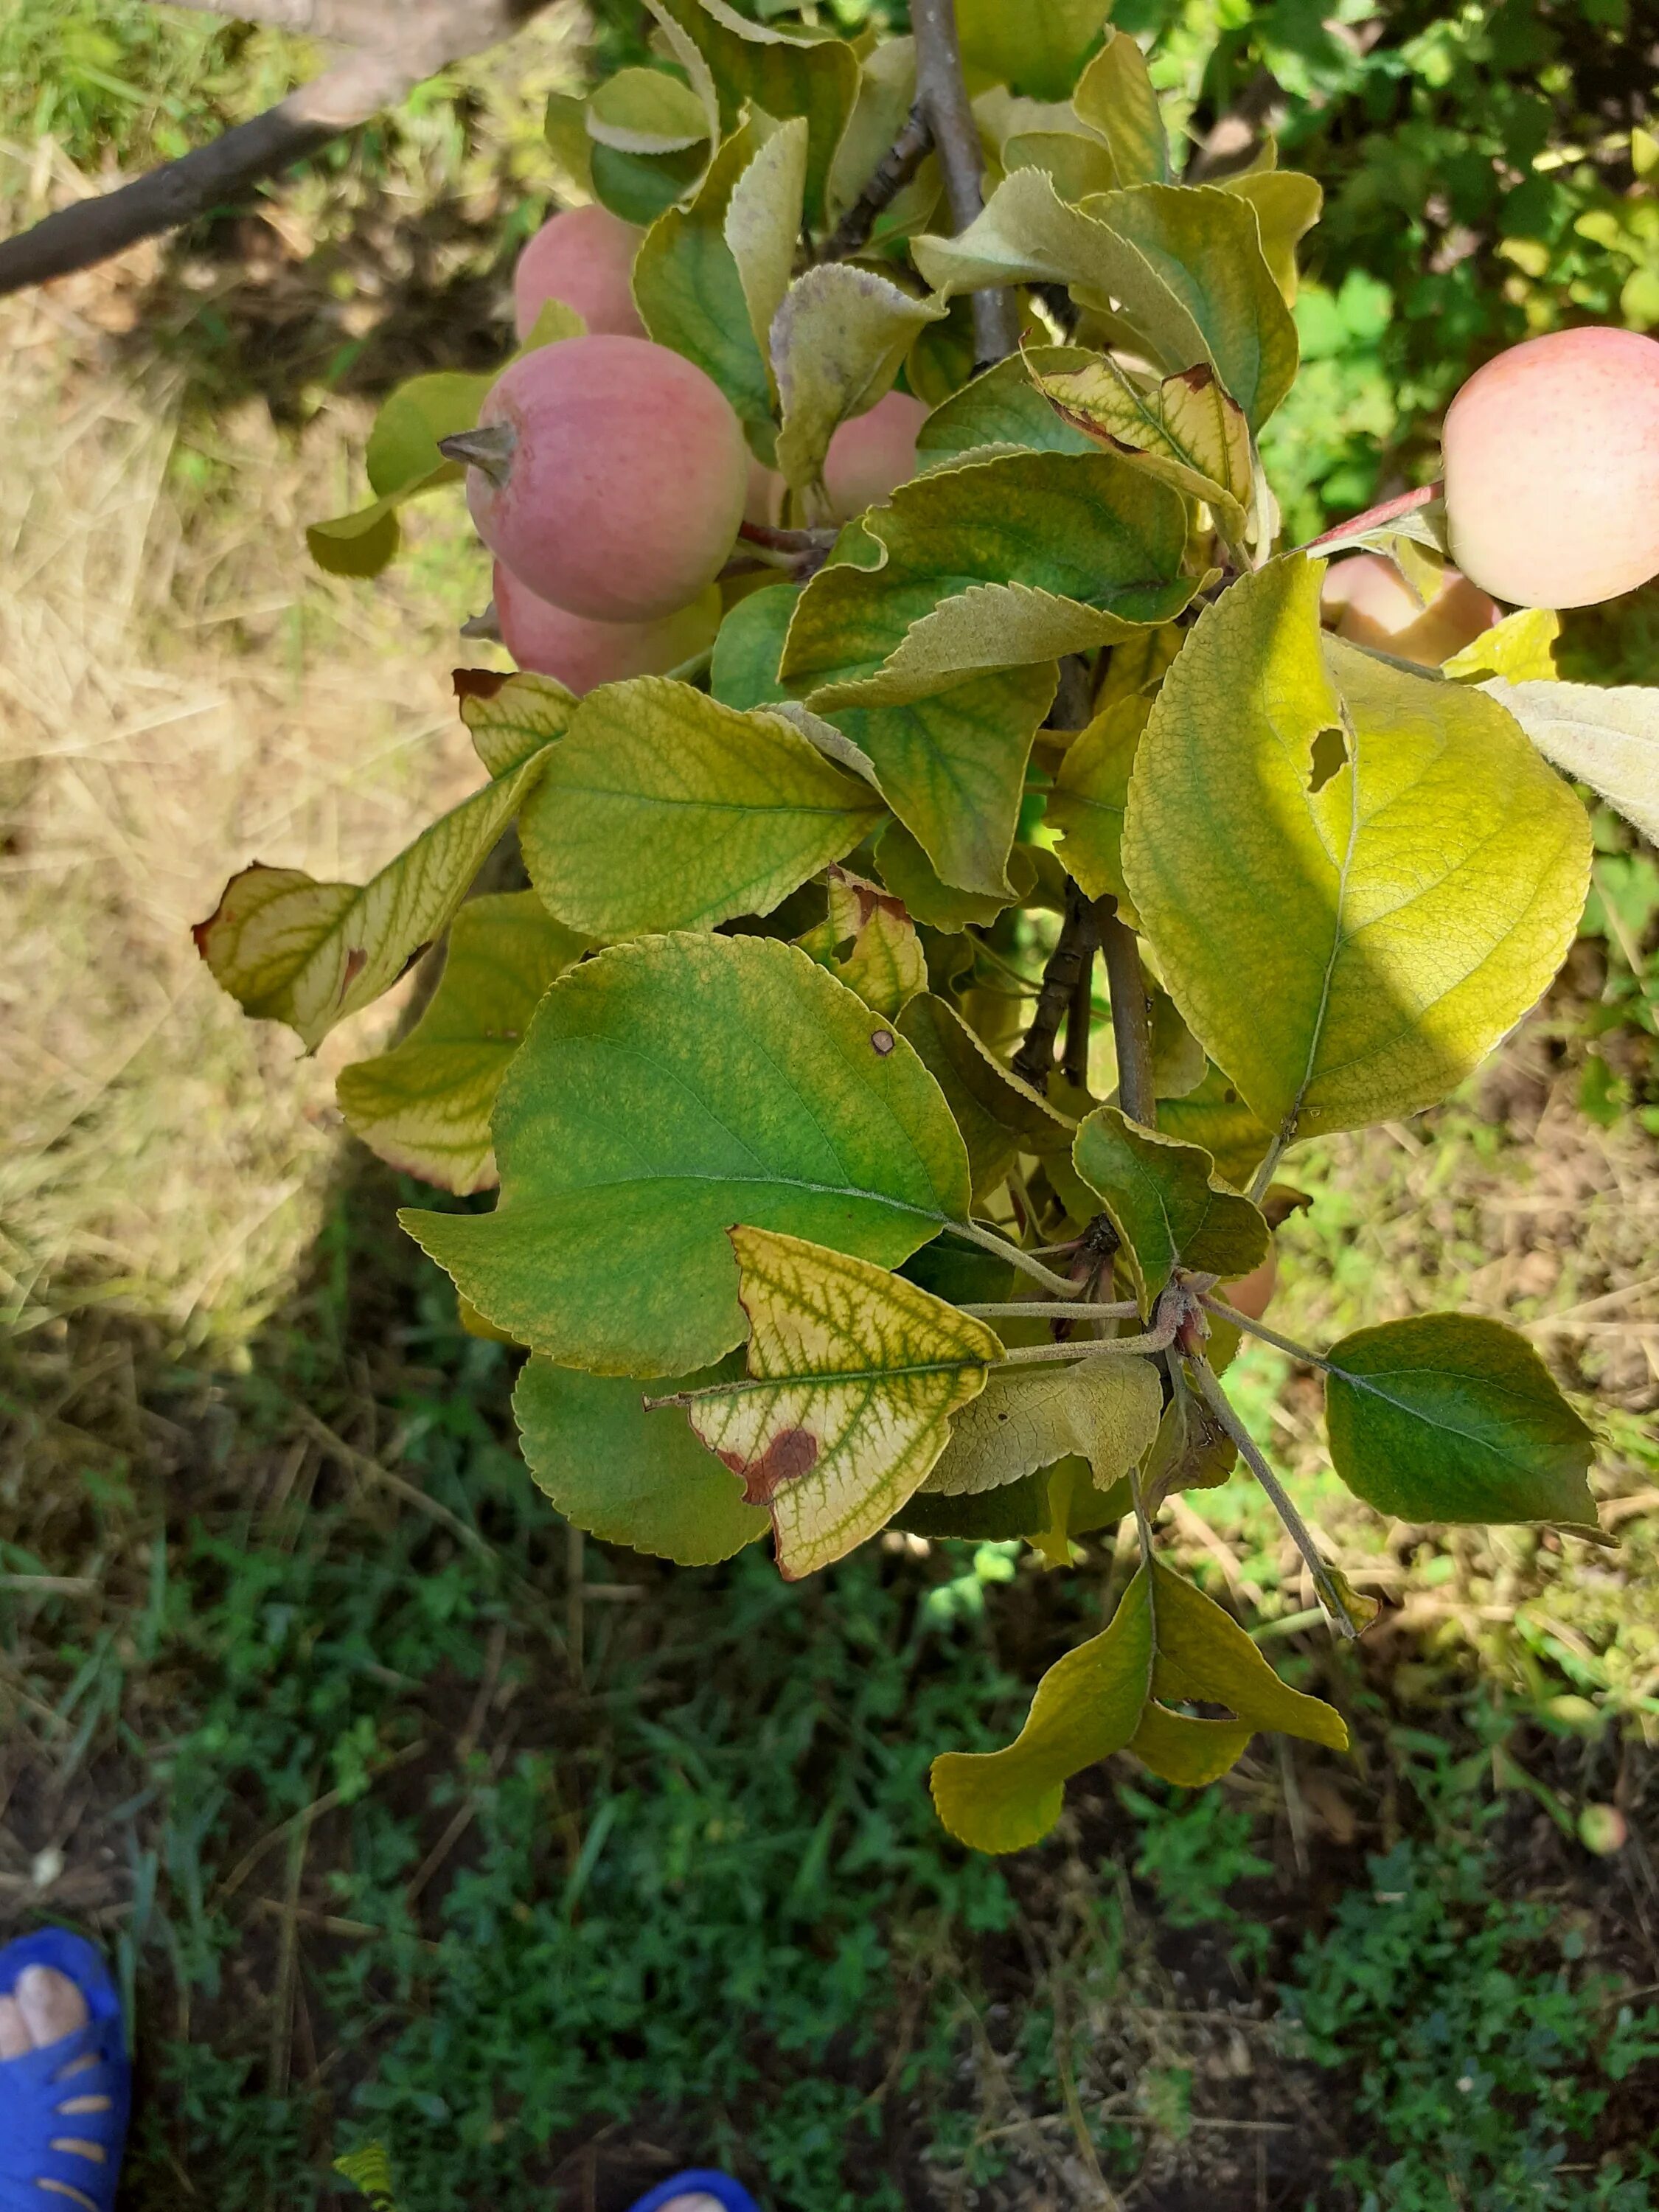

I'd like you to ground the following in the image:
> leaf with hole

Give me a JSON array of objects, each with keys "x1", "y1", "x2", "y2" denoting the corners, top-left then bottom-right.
[
  {"x1": 1324, "y1": 1315, "x2": 1599, "y2": 1531},
  {"x1": 336, "y1": 893, "x2": 588, "y2": 1194},
  {"x1": 652, "y1": 1228, "x2": 1001, "y2": 1578},
  {"x1": 1122, "y1": 556, "x2": 1592, "y2": 1146},
  {"x1": 400, "y1": 933, "x2": 971, "y2": 1375}
]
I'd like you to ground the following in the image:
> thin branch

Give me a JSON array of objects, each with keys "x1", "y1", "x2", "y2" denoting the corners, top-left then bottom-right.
[
  {"x1": 1062, "y1": 937, "x2": 1095, "y2": 1087},
  {"x1": 822, "y1": 102, "x2": 934, "y2": 262},
  {"x1": 945, "y1": 1218, "x2": 1082, "y2": 1298},
  {"x1": 1012, "y1": 877, "x2": 1098, "y2": 1092},
  {"x1": 1098, "y1": 902, "x2": 1156, "y2": 1127},
  {"x1": 1247, "y1": 1131, "x2": 1288, "y2": 1205},
  {"x1": 1200, "y1": 1293, "x2": 1330, "y2": 1371},
  {"x1": 961, "y1": 1300, "x2": 1141, "y2": 1321},
  {"x1": 0, "y1": 0, "x2": 550, "y2": 296},
  {"x1": 911, "y1": 0, "x2": 1019, "y2": 365},
  {"x1": 1188, "y1": 1353, "x2": 1360, "y2": 1638}
]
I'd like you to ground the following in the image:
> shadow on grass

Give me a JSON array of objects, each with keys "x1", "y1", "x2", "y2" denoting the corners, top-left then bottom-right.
[{"x1": 3, "y1": 1134, "x2": 1659, "y2": 2212}]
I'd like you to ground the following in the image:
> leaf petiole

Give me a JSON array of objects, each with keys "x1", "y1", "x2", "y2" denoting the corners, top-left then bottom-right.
[
  {"x1": 946, "y1": 1218, "x2": 1082, "y2": 1297},
  {"x1": 1199, "y1": 1293, "x2": 1331, "y2": 1371},
  {"x1": 992, "y1": 1317, "x2": 1178, "y2": 1367},
  {"x1": 1189, "y1": 1352, "x2": 1360, "y2": 1640},
  {"x1": 961, "y1": 1299, "x2": 1141, "y2": 1321}
]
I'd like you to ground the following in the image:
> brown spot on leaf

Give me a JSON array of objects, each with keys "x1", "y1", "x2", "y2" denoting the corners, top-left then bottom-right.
[
  {"x1": 341, "y1": 946, "x2": 368, "y2": 997},
  {"x1": 870, "y1": 1029, "x2": 894, "y2": 1056},
  {"x1": 719, "y1": 1426, "x2": 819, "y2": 1505},
  {"x1": 1169, "y1": 363, "x2": 1220, "y2": 397},
  {"x1": 452, "y1": 667, "x2": 509, "y2": 703}
]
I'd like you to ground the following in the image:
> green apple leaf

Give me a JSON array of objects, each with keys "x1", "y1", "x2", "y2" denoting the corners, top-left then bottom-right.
[
  {"x1": 636, "y1": 119, "x2": 776, "y2": 452},
  {"x1": 711, "y1": 582, "x2": 799, "y2": 710},
  {"x1": 1481, "y1": 679, "x2": 1659, "y2": 846},
  {"x1": 336, "y1": 893, "x2": 588, "y2": 1194},
  {"x1": 1021, "y1": 1457, "x2": 1133, "y2": 1566},
  {"x1": 1122, "y1": 556, "x2": 1593, "y2": 1147},
  {"x1": 1071, "y1": 1107, "x2": 1269, "y2": 1310},
  {"x1": 956, "y1": 0, "x2": 1113, "y2": 101},
  {"x1": 784, "y1": 450, "x2": 1193, "y2": 710},
  {"x1": 915, "y1": 347, "x2": 1098, "y2": 473},
  {"x1": 773, "y1": 264, "x2": 947, "y2": 495},
  {"x1": 453, "y1": 669, "x2": 580, "y2": 776},
  {"x1": 401, "y1": 933, "x2": 972, "y2": 1376},
  {"x1": 896, "y1": 992, "x2": 1073, "y2": 1203},
  {"x1": 1147, "y1": 1565, "x2": 1348, "y2": 1748},
  {"x1": 796, "y1": 867, "x2": 926, "y2": 1018},
  {"x1": 1155, "y1": 1064, "x2": 1275, "y2": 1191},
  {"x1": 518, "y1": 678, "x2": 883, "y2": 938},
  {"x1": 1034, "y1": 355, "x2": 1252, "y2": 545},
  {"x1": 931, "y1": 1567, "x2": 1152, "y2": 1852},
  {"x1": 926, "y1": 1352, "x2": 1162, "y2": 1496},
  {"x1": 725, "y1": 115, "x2": 810, "y2": 394},
  {"x1": 1324, "y1": 1315, "x2": 1600, "y2": 1531},
  {"x1": 1071, "y1": 29, "x2": 1169, "y2": 187},
  {"x1": 1046, "y1": 691, "x2": 1151, "y2": 914},
  {"x1": 587, "y1": 63, "x2": 712, "y2": 155},
  {"x1": 1220, "y1": 171, "x2": 1322, "y2": 304},
  {"x1": 1441, "y1": 609, "x2": 1559, "y2": 684},
  {"x1": 1003, "y1": 125, "x2": 1119, "y2": 207},
  {"x1": 875, "y1": 820, "x2": 1031, "y2": 931},
  {"x1": 195, "y1": 743, "x2": 558, "y2": 1050},
  {"x1": 515, "y1": 1354, "x2": 768, "y2": 1565},
  {"x1": 650, "y1": 0, "x2": 859, "y2": 224},
  {"x1": 652, "y1": 1228, "x2": 1001, "y2": 1579},
  {"x1": 913, "y1": 170, "x2": 1298, "y2": 431}
]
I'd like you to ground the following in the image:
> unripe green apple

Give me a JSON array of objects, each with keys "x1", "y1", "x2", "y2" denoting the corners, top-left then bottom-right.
[
  {"x1": 462, "y1": 336, "x2": 749, "y2": 623},
  {"x1": 513, "y1": 204, "x2": 645, "y2": 341},
  {"x1": 1442, "y1": 327, "x2": 1659, "y2": 608},
  {"x1": 494, "y1": 563, "x2": 720, "y2": 692},
  {"x1": 1321, "y1": 554, "x2": 1498, "y2": 667},
  {"x1": 823, "y1": 389, "x2": 930, "y2": 519}
]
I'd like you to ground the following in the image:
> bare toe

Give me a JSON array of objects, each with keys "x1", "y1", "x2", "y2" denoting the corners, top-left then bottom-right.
[
  {"x1": 0, "y1": 1995, "x2": 29, "y2": 2061},
  {"x1": 15, "y1": 1965, "x2": 88, "y2": 2051}
]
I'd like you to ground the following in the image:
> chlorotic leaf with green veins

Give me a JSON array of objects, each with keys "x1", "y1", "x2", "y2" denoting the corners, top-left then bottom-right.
[
  {"x1": 1121, "y1": 557, "x2": 1592, "y2": 1146},
  {"x1": 1072, "y1": 1107, "x2": 1269, "y2": 1311},
  {"x1": 931, "y1": 1568, "x2": 1152, "y2": 1852},
  {"x1": 896, "y1": 992, "x2": 1073, "y2": 1202},
  {"x1": 925, "y1": 1352, "x2": 1162, "y2": 1497},
  {"x1": 956, "y1": 0, "x2": 1112, "y2": 101},
  {"x1": 724, "y1": 116, "x2": 810, "y2": 394},
  {"x1": 1046, "y1": 692, "x2": 1151, "y2": 914},
  {"x1": 1156, "y1": 1064, "x2": 1274, "y2": 1190},
  {"x1": 784, "y1": 450, "x2": 1194, "y2": 710},
  {"x1": 1071, "y1": 29, "x2": 1169, "y2": 187},
  {"x1": 796, "y1": 868, "x2": 926, "y2": 1017},
  {"x1": 1324, "y1": 1315, "x2": 1600, "y2": 1531},
  {"x1": 515, "y1": 1353, "x2": 768, "y2": 1565},
  {"x1": 915, "y1": 347, "x2": 1098, "y2": 473},
  {"x1": 913, "y1": 171, "x2": 1298, "y2": 431},
  {"x1": 1481, "y1": 680, "x2": 1659, "y2": 846},
  {"x1": 1219, "y1": 171, "x2": 1322, "y2": 304},
  {"x1": 635, "y1": 121, "x2": 776, "y2": 451},
  {"x1": 652, "y1": 1228, "x2": 1001, "y2": 1579},
  {"x1": 195, "y1": 745, "x2": 557, "y2": 1050},
  {"x1": 649, "y1": 0, "x2": 859, "y2": 223},
  {"x1": 518, "y1": 678, "x2": 883, "y2": 937},
  {"x1": 400, "y1": 933, "x2": 971, "y2": 1376},
  {"x1": 336, "y1": 893, "x2": 588, "y2": 1194},
  {"x1": 1034, "y1": 355, "x2": 1252, "y2": 543},
  {"x1": 453, "y1": 668, "x2": 580, "y2": 776},
  {"x1": 773, "y1": 264, "x2": 947, "y2": 495}
]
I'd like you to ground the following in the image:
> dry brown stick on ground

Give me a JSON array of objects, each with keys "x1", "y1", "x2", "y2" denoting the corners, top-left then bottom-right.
[{"x1": 0, "y1": 0, "x2": 552, "y2": 298}]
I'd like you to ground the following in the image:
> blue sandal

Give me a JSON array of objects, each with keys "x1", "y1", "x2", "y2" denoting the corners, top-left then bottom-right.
[
  {"x1": 0, "y1": 1929, "x2": 131, "y2": 2212},
  {"x1": 629, "y1": 2176, "x2": 762, "y2": 2212}
]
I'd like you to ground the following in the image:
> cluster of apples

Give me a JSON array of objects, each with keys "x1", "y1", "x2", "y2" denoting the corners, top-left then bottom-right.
[
  {"x1": 1326, "y1": 324, "x2": 1659, "y2": 663},
  {"x1": 466, "y1": 204, "x2": 931, "y2": 694}
]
